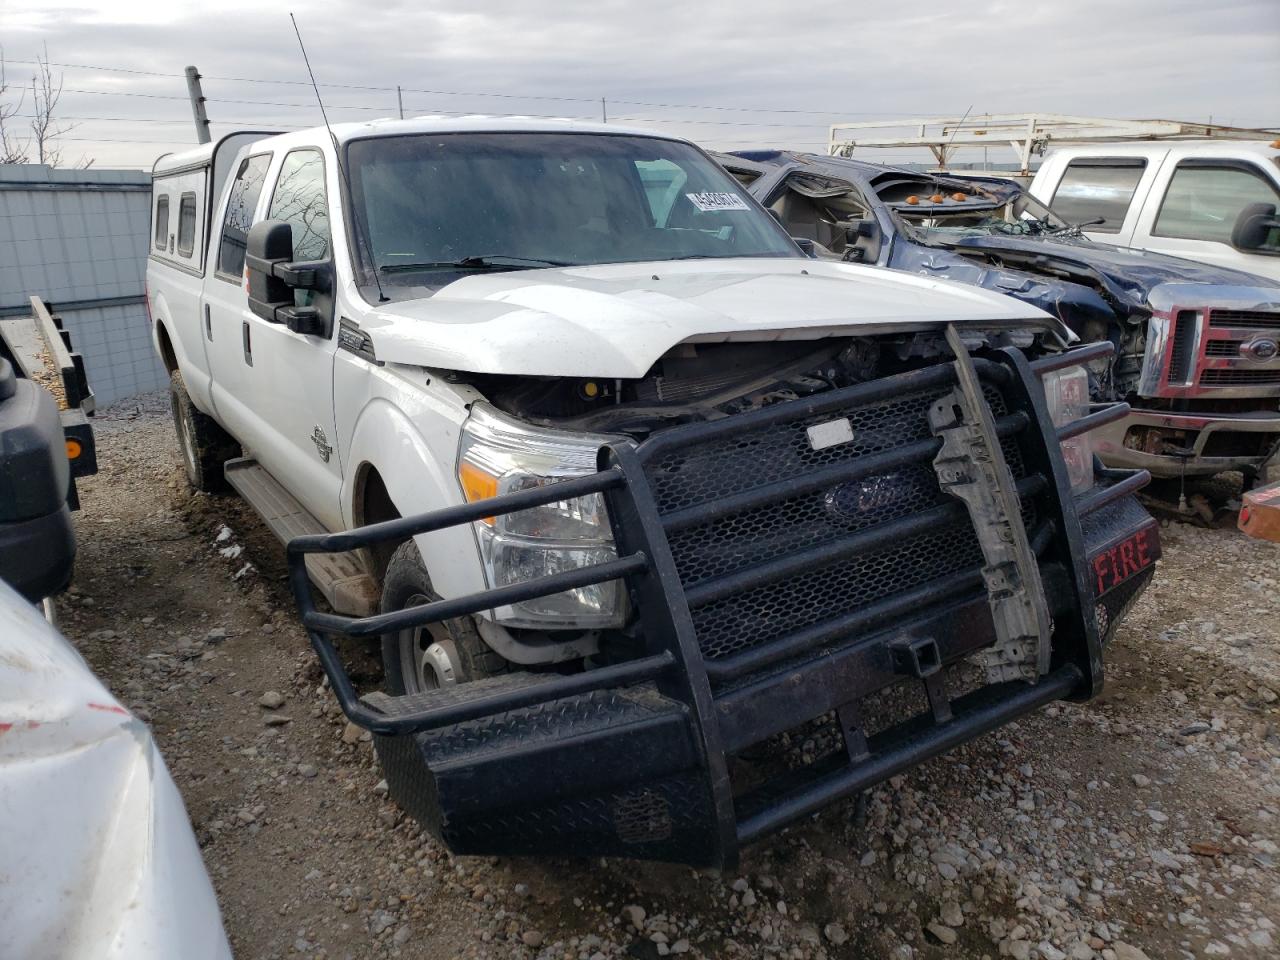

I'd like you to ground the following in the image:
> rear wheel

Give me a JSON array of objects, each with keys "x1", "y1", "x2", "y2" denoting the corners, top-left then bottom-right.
[
  {"x1": 379, "y1": 540, "x2": 508, "y2": 694},
  {"x1": 169, "y1": 370, "x2": 239, "y2": 492}
]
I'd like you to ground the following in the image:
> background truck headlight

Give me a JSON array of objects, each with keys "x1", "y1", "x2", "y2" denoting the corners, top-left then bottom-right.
[
  {"x1": 458, "y1": 406, "x2": 626, "y2": 628},
  {"x1": 1043, "y1": 365, "x2": 1095, "y2": 494}
]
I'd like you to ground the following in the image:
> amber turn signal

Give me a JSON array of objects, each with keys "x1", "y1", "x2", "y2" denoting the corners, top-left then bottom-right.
[{"x1": 65, "y1": 437, "x2": 82, "y2": 460}]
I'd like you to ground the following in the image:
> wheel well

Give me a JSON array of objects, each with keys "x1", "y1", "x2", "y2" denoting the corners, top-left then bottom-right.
[
  {"x1": 155, "y1": 322, "x2": 178, "y2": 373},
  {"x1": 353, "y1": 464, "x2": 402, "y2": 585}
]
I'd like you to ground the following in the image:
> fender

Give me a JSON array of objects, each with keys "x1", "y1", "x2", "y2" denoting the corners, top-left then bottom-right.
[
  {"x1": 340, "y1": 396, "x2": 488, "y2": 604},
  {"x1": 150, "y1": 291, "x2": 216, "y2": 415}
]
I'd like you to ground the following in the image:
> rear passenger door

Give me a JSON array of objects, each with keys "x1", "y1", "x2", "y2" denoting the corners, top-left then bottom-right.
[
  {"x1": 1043, "y1": 156, "x2": 1156, "y2": 245},
  {"x1": 203, "y1": 151, "x2": 273, "y2": 454}
]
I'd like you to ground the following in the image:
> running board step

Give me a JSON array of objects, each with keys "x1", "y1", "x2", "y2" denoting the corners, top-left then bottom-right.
[{"x1": 225, "y1": 458, "x2": 378, "y2": 616}]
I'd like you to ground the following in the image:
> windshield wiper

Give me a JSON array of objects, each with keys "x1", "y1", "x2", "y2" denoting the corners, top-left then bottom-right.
[{"x1": 379, "y1": 254, "x2": 574, "y2": 274}]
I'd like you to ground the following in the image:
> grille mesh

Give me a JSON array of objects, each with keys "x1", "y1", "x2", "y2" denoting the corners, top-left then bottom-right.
[
  {"x1": 645, "y1": 371, "x2": 1035, "y2": 667},
  {"x1": 1200, "y1": 368, "x2": 1280, "y2": 387},
  {"x1": 1208, "y1": 309, "x2": 1280, "y2": 330}
]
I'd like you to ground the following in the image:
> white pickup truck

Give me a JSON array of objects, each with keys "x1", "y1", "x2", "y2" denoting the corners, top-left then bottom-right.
[
  {"x1": 147, "y1": 118, "x2": 1159, "y2": 867},
  {"x1": 1030, "y1": 140, "x2": 1280, "y2": 281}
]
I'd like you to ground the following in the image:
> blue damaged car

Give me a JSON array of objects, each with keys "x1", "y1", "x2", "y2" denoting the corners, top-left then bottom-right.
[{"x1": 716, "y1": 151, "x2": 1280, "y2": 482}]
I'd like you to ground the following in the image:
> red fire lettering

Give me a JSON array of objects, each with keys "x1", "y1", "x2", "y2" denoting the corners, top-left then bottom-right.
[
  {"x1": 1119, "y1": 540, "x2": 1137, "y2": 580},
  {"x1": 1134, "y1": 529, "x2": 1151, "y2": 568},
  {"x1": 1093, "y1": 553, "x2": 1110, "y2": 596}
]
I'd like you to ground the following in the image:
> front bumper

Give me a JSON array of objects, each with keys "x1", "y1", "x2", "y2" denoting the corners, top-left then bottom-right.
[
  {"x1": 287, "y1": 339, "x2": 1157, "y2": 868},
  {"x1": 1093, "y1": 407, "x2": 1280, "y2": 477}
]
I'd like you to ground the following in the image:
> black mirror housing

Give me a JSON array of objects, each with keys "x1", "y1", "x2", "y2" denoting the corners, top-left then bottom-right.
[
  {"x1": 245, "y1": 219, "x2": 330, "y2": 334},
  {"x1": 1231, "y1": 202, "x2": 1280, "y2": 251}
]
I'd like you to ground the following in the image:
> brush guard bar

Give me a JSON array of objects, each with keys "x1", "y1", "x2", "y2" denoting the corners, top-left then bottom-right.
[{"x1": 287, "y1": 335, "x2": 1151, "y2": 867}]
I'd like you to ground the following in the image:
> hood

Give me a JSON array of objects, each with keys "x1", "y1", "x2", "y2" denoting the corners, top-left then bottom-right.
[
  {"x1": 948, "y1": 233, "x2": 1280, "y2": 312},
  {"x1": 360, "y1": 258, "x2": 1055, "y2": 378}
]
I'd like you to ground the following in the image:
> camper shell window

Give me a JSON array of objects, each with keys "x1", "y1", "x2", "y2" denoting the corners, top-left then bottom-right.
[{"x1": 154, "y1": 195, "x2": 169, "y2": 250}]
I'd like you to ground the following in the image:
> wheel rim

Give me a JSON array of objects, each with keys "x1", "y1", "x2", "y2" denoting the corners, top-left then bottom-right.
[
  {"x1": 172, "y1": 393, "x2": 198, "y2": 481},
  {"x1": 396, "y1": 592, "x2": 462, "y2": 694}
]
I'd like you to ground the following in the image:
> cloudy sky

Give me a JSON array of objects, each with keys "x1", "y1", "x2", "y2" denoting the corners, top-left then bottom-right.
[{"x1": 2, "y1": 0, "x2": 1278, "y2": 169}]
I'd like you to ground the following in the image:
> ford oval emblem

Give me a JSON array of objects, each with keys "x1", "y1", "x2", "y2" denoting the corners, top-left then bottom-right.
[
  {"x1": 825, "y1": 472, "x2": 913, "y2": 523},
  {"x1": 1242, "y1": 337, "x2": 1279, "y2": 362}
]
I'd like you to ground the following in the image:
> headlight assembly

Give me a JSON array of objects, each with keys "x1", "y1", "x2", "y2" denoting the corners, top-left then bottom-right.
[
  {"x1": 457, "y1": 406, "x2": 626, "y2": 628},
  {"x1": 1043, "y1": 364, "x2": 1095, "y2": 494}
]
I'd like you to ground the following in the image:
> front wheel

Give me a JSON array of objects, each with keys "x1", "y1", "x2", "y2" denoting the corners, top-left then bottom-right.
[
  {"x1": 169, "y1": 370, "x2": 239, "y2": 492},
  {"x1": 379, "y1": 540, "x2": 508, "y2": 695}
]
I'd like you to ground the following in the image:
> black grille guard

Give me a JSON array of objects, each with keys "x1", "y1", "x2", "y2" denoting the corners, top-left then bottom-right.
[{"x1": 287, "y1": 336, "x2": 1150, "y2": 867}]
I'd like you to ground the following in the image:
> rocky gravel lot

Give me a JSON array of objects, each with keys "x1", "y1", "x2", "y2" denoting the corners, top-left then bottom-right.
[{"x1": 61, "y1": 396, "x2": 1280, "y2": 960}]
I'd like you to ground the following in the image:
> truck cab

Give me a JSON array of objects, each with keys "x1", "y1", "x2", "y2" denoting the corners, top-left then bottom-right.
[
  {"x1": 1030, "y1": 140, "x2": 1280, "y2": 282},
  {"x1": 148, "y1": 118, "x2": 1158, "y2": 867}
]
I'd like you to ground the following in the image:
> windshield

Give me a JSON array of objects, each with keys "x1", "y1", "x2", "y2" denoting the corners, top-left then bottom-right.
[
  {"x1": 896, "y1": 188, "x2": 1072, "y2": 244},
  {"x1": 345, "y1": 132, "x2": 799, "y2": 295}
]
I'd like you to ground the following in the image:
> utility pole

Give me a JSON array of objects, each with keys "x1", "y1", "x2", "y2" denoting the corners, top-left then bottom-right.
[
  {"x1": 184, "y1": 66, "x2": 211, "y2": 144},
  {"x1": 601, "y1": 97, "x2": 607, "y2": 123},
  {"x1": 397, "y1": 85, "x2": 404, "y2": 120}
]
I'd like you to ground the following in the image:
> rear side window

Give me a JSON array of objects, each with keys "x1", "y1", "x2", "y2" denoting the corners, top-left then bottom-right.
[
  {"x1": 1153, "y1": 163, "x2": 1280, "y2": 245},
  {"x1": 266, "y1": 149, "x2": 331, "y2": 261},
  {"x1": 1050, "y1": 159, "x2": 1146, "y2": 233},
  {"x1": 177, "y1": 192, "x2": 197, "y2": 258},
  {"x1": 153, "y1": 195, "x2": 169, "y2": 250},
  {"x1": 217, "y1": 153, "x2": 271, "y2": 277}
]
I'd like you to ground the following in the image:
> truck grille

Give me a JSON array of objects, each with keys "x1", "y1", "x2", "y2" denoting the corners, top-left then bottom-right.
[
  {"x1": 1200, "y1": 369, "x2": 1280, "y2": 387},
  {"x1": 1167, "y1": 309, "x2": 1198, "y2": 384},
  {"x1": 1207, "y1": 308, "x2": 1280, "y2": 330},
  {"x1": 642, "y1": 368, "x2": 1038, "y2": 674}
]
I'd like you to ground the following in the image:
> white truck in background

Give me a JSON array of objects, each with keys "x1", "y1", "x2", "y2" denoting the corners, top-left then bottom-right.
[
  {"x1": 1029, "y1": 140, "x2": 1280, "y2": 280},
  {"x1": 145, "y1": 117, "x2": 1159, "y2": 867}
]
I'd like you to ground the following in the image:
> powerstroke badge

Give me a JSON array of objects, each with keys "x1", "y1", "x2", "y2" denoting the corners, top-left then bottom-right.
[{"x1": 1090, "y1": 522, "x2": 1159, "y2": 596}]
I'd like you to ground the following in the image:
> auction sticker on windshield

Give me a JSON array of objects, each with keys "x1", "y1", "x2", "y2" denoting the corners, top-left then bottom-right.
[{"x1": 686, "y1": 192, "x2": 750, "y2": 212}]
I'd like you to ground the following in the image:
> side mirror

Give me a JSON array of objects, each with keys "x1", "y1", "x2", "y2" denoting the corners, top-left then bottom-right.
[
  {"x1": 245, "y1": 219, "x2": 329, "y2": 335},
  {"x1": 1231, "y1": 203, "x2": 1280, "y2": 251}
]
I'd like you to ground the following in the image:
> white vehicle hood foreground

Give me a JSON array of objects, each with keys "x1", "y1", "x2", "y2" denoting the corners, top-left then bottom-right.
[
  {"x1": 365, "y1": 258, "x2": 1057, "y2": 377},
  {"x1": 0, "y1": 582, "x2": 231, "y2": 960}
]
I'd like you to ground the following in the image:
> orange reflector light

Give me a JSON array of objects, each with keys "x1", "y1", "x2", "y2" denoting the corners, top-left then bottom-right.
[
  {"x1": 929, "y1": 194, "x2": 944, "y2": 203},
  {"x1": 905, "y1": 195, "x2": 920, "y2": 205},
  {"x1": 458, "y1": 461, "x2": 499, "y2": 524},
  {"x1": 65, "y1": 438, "x2": 82, "y2": 460},
  {"x1": 582, "y1": 380, "x2": 599, "y2": 398},
  {"x1": 951, "y1": 192, "x2": 967, "y2": 201}
]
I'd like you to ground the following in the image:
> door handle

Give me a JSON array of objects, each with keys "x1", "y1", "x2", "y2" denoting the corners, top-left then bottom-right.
[
  {"x1": 204, "y1": 303, "x2": 212, "y2": 341},
  {"x1": 242, "y1": 321, "x2": 253, "y2": 366}
]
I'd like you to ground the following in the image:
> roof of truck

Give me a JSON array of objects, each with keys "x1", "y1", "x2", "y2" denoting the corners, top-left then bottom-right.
[
  {"x1": 1045, "y1": 138, "x2": 1280, "y2": 161},
  {"x1": 152, "y1": 116, "x2": 680, "y2": 175}
]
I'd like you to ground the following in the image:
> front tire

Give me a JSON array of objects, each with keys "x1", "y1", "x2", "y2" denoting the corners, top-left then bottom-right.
[
  {"x1": 379, "y1": 540, "x2": 508, "y2": 695},
  {"x1": 169, "y1": 370, "x2": 239, "y2": 492}
]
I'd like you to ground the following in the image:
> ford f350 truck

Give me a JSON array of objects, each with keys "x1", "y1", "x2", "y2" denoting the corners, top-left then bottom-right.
[{"x1": 148, "y1": 118, "x2": 1158, "y2": 867}]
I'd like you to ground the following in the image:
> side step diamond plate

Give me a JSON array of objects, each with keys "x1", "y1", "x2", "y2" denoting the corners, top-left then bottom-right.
[{"x1": 225, "y1": 457, "x2": 378, "y2": 616}]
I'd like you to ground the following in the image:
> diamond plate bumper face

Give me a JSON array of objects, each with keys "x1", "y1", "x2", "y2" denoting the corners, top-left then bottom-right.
[{"x1": 289, "y1": 341, "x2": 1157, "y2": 867}]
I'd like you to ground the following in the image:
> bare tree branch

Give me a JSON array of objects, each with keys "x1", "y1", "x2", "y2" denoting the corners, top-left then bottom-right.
[
  {"x1": 31, "y1": 44, "x2": 78, "y2": 167},
  {"x1": 0, "y1": 47, "x2": 30, "y2": 164}
]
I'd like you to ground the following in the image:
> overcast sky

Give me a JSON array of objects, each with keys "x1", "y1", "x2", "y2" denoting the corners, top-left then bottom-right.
[{"x1": 2, "y1": 0, "x2": 1278, "y2": 169}]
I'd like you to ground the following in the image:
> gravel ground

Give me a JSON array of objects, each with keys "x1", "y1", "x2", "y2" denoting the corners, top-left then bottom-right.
[{"x1": 61, "y1": 395, "x2": 1280, "y2": 960}]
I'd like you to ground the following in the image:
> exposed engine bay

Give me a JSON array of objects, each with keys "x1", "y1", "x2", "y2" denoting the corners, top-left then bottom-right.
[{"x1": 469, "y1": 330, "x2": 1048, "y2": 437}]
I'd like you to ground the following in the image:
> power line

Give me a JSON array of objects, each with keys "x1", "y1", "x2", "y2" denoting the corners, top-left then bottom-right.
[{"x1": 17, "y1": 57, "x2": 947, "y2": 118}]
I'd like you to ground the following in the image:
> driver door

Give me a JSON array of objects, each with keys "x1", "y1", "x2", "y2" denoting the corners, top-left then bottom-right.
[{"x1": 242, "y1": 148, "x2": 345, "y2": 530}]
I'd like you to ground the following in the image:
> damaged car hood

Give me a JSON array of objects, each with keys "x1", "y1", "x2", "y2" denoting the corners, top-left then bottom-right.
[
  {"x1": 944, "y1": 233, "x2": 1280, "y2": 312},
  {"x1": 359, "y1": 258, "x2": 1056, "y2": 378}
]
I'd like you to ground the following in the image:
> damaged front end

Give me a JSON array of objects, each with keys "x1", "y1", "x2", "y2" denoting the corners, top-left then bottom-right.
[{"x1": 287, "y1": 330, "x2": 1157, "y2": 868}]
